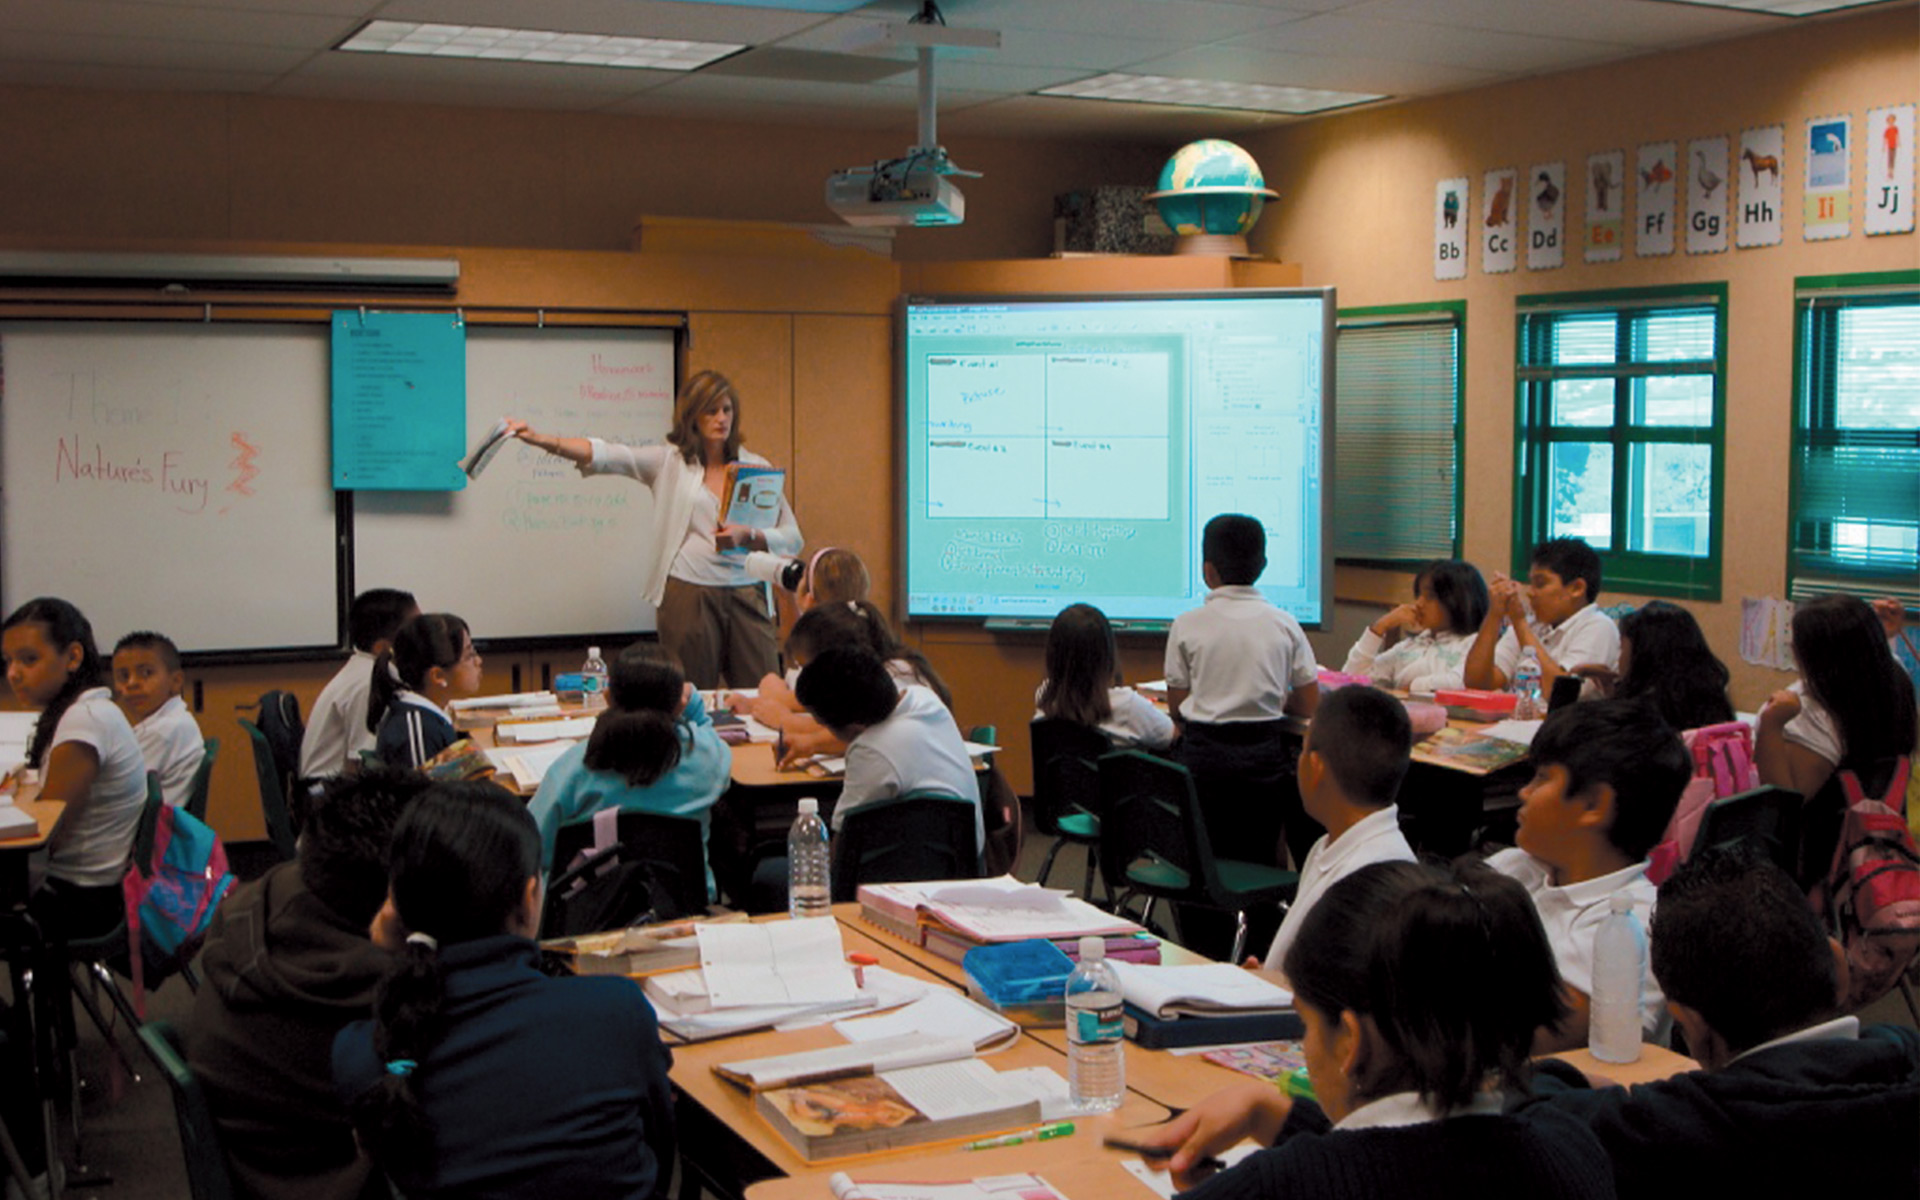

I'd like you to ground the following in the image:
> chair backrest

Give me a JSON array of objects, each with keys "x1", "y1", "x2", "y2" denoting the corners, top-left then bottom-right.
[
  {"x1": 545, "y1": 811, "x2": 710, "y2": 937},
  {"x1": 184, "y1": 738, "x2": 219, "y2": 823},
  {"x1": 131, "y1": 770, "x2": 166, "y2": 871},
  {"x1": 1029, "y1": 718, "x2": 1112, "y2": 838},
  {"x1": 236, "y1": 719, "x2": 298, "y2": 861},
  {"x1": 138, "y1": 1020, "x2": 237, "y2": 1200},
  {"x1": 251, "y1": 689, "x2": 304, "y2": 793},
  {"x1": 1097, "y1": 749, "x2": 1207, "y2": 903},
  {"x1": 1690, "y1": 785, "x2": 1803, "y2": 878},
  {"x1": 831, "y1": 792, "x2": 981, "y2": 902}
]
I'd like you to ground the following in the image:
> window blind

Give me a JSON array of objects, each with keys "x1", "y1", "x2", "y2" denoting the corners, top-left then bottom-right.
[{"x1": 1333, "y1": 313, "x2": 1461, "y2": 565}]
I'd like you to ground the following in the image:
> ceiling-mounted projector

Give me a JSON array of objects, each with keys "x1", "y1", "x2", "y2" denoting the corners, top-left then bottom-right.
[{"x1": 826, "y1": 2, "x2": 993, "y2": 229}]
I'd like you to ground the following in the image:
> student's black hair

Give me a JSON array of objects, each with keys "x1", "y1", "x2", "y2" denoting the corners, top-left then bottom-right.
[
  {"x1": 1038, "y1": 603, "x2": 1120, "y2": 728},
  {"x1": 1529, "y1": 536, "x2": 1603, "y2": 604},
  {"x1": 113, "y1": 630, "x2": 182, "y2": 674},
  {"x1": 787, "y1": 601, "x2": 954, "y2": 711},
  {"x1": 1651, "y1": 846, "x2": 1838, "y2": 1054},
  {"x1": 1790, "y1": 594, "x2": 1918, "y2": 768},
  {"x1": 1414, "y1": 559, "x2": 1490, "y2": 636},
  {"x1": 794, "y1": 647, "x2": 901, "y2": 738},
  {"x1": 1527, "y1": 698, "x2": 1690, "y2": 860},
  {"x1": 366, "y1": 613, "x2": 470, "y2": 735},
  {"x1": 1282, "y1": 860, "x2": 1566, "y2": 1112},
  {"x1": 299, "y1": 767, "x2": 434, "y2": 928},
  {"x1": 353, "y1": 781, "x2": 537, "y2": 1175},
  {"x1": 1615, "y1": 601, "x2": 1734, "y2": 732},
  {"x1": 583, "y1": 644, "x2": 685, "y2": 787},
  {"x1": 1201, "y1": 513, "x2": 1267, "y2": 587},
  {"x1": 1306, "y1": 685, "x2": 1413, "y2": 809},
  {"x1": 348, "y1": 588, "x2": 419, "y2": 654},
  {"x1": 3, "y1": 597, "x2": 108, "y2": 768}
]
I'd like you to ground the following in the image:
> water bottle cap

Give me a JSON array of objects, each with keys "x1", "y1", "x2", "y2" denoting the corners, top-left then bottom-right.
[
  {"x1": 1078, "y1": 936, "x2": 1104, "y2": 961},
  {"x1": 1609, "y1": 894, "x2": 1635, "y2": 915},
  {"x1": 797, "y1": 797, "x2": 819, "y2": 815},
  {"x1": 587, "y1": 646, "x2": 601, "y2": 657}
]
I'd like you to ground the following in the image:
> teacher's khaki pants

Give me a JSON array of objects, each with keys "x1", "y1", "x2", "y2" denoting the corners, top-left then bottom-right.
[{"x1": 659, "y1": 577, "x2": 780, "y2": 690}]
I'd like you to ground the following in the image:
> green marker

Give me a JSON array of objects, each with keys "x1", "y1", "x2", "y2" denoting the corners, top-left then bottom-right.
[{"x1": 964, "y1": 1121, "x2": 1077, "y2": 1151}]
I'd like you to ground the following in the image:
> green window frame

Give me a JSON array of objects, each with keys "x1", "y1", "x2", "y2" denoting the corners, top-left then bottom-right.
[
  {"x1": 1333, "y1": 302, "x2": 1465, "y2": 568},
  {"x1": 1789, "y1": 270, "x2": 1920, "y2": 611},
  {"x1": 1513, "y1": 284, "x2": 1726, "y2": 601}
]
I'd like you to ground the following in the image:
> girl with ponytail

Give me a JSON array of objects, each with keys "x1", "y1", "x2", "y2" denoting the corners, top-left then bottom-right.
[
  {"x1": 526, "y1": 645, "x2": 731, "y2": 898},
  {"x1": 1134, "y1": 860, "x2": 1613, "y2": 1200},
  {"x1": 366, "y1": 612, "x2": 483, "y2": 769},
  {"x1": 333, "y1": 782, "x2": 675, "y2": 1199}
]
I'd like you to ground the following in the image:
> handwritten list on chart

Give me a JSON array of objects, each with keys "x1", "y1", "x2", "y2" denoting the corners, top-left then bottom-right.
[{"x1": 330, "y1": 311, "x2": 467, "y2": 490}]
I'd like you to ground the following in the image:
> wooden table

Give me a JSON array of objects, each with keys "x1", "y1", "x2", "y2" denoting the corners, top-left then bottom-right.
[
  {"x1": 745, "y1": 1133, "x2": 1162, "y2": 1200},
  {"x1": 1546, "y1": 1044, "x2": 1698, "y2": 1088},
  {"x1": 667, "y1": 915, "x2": 1169, "y2": 1200}
]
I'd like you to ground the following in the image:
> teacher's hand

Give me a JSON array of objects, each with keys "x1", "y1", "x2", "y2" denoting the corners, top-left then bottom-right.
[{"x1": 715, "y1": 524, "x2": 764, "y2": 552}]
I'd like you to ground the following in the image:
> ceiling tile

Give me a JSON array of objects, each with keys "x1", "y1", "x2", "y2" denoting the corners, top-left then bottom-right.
[
  {"x1": 273, "y1": 48, "x2": 684, "y2": 105},
  {"x1": 0, "y1": 31, "x2": 313, "y2": 74},
  {"x1": 1125, "y1": 42, "x2": 1502, "y2": 94},
  {"x1": 897, "y1": 0, "x2": 1299, "y2": 40},
  {"x1": 0, "y1": 0, "x2": 360, "y2": 44},
  {"x1": 941, "y1": 93, "x2": 1292, "y2": 141},
  {"x1": 1228, "y1": 12, "x2": 1637, "y2": 73},
  {"x1": 0, "y1": 59, "x2": 281, "y2": 91},
  {"x1": 375, "y1": 0, "x2": 832, "y2": 42},
  {"x1": 1357, "y1": 0, "x2": 1781, "y2": 46}
]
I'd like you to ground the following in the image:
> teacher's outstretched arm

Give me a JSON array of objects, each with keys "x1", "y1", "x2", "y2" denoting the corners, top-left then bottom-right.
[{"x1": 504, "y1": 419, "x2": 592, "y2": 466}]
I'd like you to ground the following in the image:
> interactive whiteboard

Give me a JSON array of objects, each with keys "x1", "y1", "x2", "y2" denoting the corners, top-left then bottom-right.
[{"x1": 900, "y1": 291, "x2": 1333, "y2": 627}]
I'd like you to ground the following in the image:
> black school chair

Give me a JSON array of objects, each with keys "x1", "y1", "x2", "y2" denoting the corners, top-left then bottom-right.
[
  {"x1": 139, "y1": 1021, "x2": 237, "y2": 1200},
  {"x1": 543, "y1": 811, "x2": 711, "y2": 938},
  {"x1": 237, "y1": 720, "x2": 299, "y2": 861},
  {"x1": 831, "y1": 792, "x2": 982, "y2": 901},
  {"x1": 1029, "y1": 718, "x2": 1112, "y2": 900},
  {"x1": 183, "y1": 738, "x2": 219, "y2": 823}
]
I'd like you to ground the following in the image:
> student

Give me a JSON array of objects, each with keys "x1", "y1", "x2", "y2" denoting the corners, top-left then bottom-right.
[
  {"x1": 1487, "y1": 698, "x2": 1690, "y2": 1050},
  {"x1": 794, "y1": 546, "x2": 870, "y2": 612},
  {"x1": 1463, "y1": 536, "x2": 1619, "y2": 695},
  {"x1": 1140, "y1": 861, "x2": 1613, "y2": 1200},
  {"x1": 1756, "y1": 593, "x2": 1917, "y2": 805},
  {"x1": 528, "y1": 645, "x2": 732, "y2": 899},
  {"x1": 1034, "y1": 602, "x2": 1174, "y2": 750},
  {"x1": 1165, "y1": 513, "x2": 1320, "y2": 869},
  {"x1": 1259, "y1": 686, "x2": 1416, "y2": 975},
  {"x1": 794, "y1": 646, "x2": 983, "y2": 855},
  {"x1": 1602, "y1": 601, "x2": 1734, "y2": 731},
  {"x1": 756, "y1": 601, "x2": 957, "y2": 766},
  {"x1": 112, "y1": 630, "x2": 205, "y2": 809},
  {"x1": 334, "y1": 782, "x2": 675, "y2": 1199},
  {"x1": 1340, "y1": 559, "x2": 1489, "y2": 693},
  {"x1": 300, "y1": 588, "x2": 418, "y2": 780},
  {"x1": 1524, "y1": 847, "x2": 1920, "y2": 1198},
  {"x1": 1, "y1": 598, "x2": 147, "y2": 941},
  {"x1": 366, "y1": 613, "x2": 482, "y2": 770},
  {"x1": 190, "y1": 768, "x2": 432, "y2": 1200}
]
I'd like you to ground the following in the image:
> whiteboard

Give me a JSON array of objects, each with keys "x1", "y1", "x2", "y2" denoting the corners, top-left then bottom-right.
[
  {"x1": 352, "y1": 326, "x2": 677, "y2": 640},
  {"x1": 0, "y1": 322, "x2": 340, "y2": 654}
]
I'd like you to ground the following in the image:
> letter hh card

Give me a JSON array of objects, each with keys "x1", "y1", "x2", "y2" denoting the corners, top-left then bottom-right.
[{"x1": 1736, "y1": 125, "x2": 1785, "y2": 248}]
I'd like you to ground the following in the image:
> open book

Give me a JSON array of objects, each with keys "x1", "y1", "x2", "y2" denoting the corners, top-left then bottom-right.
[
  {"x1": 463, "y1": 417, "x2": 513, "y2": 479},
  {"x1": 859, "y1": 877, "x2": 1142, "y2": 946},
  {"x1": 1109, "y1": 962, "x2": 1294, "y2": 1019},
  {"x1": 542, "y1": 914, "x2": 749, "y2": 978},
  {"x1": 827, "y1": 1172, "x2": 1071, "y2": 1200},
  {"x1": 716, "y1": 990, "x2": 1019, "y2": 1091},
  {"x1": 756, "y1": 1058, "x2": 1041, "y2": 1161}
]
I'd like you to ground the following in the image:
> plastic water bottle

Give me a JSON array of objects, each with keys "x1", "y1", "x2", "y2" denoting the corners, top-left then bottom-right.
[
  {"x1": 1066, "y1": 936, "x2": 1125, "y2": 1111},
  {"x1": 787, "y1": 798, "x2": 831, "y2": 919},
  {"x1": 581, "y1": 645, "x2": 609, "y2": 710},
  {"x1": 1590, "y1": 894, "x2": 1645, "y2": 1063},
  {"x1": 1513, "y1": 654, "x2": 1543, "y2": 720}
]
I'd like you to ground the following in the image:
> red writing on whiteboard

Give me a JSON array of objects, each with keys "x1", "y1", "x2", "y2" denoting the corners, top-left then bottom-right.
[
  {"x1": 229, "y1": 432, "x2": 260, "y2": 498},
  {"x1": 54, "y1": 435, "x2": 210, "y2": 514},
  {"x1": 590, "y1": 355, "x2": 652, "y2": 376}
]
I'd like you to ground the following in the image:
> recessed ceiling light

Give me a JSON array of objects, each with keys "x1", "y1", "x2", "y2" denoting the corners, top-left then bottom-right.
[
  {"x1": 336, "y1": 20, "x2": 744, "y2": 71},
  {"x1": 1646, "y1": 0, "x2": 1888, "y2": 13},
  {"x1": 1038, "y1": 73, "x2": 1383, "y2": 116}
]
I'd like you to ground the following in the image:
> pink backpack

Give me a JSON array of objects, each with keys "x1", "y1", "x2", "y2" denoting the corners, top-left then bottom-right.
[
  {"x1": 1647, "y1": 721, "x2": 1759, "y2": 885},
  {"x1": 1810, "y1": 757, "x2": 1920, "y2": 1009}
]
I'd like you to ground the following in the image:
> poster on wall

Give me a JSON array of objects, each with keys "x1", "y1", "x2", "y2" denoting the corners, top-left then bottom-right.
[
  {"x1": 1865, "y1": 103, "x2": 1914, "y2": 236},
  {"x1": 1526, "y1": 162, "x2": 1565, "y2": 270},
  {"x1": 1736, "y1": 125, "x2": 1784, "y2": 248},
  {"x1": 1804, "y1": 114, "x2": 1851, "y2": 240},
  {"x1": 1482, "y1": 168, "x2": 1517, "y2": 273},
  {"x1": 1585, "y1": 151, "x2": 1625, "y2": 263},
  {"x1": 1686, "y1": 137, "x2": 1730, "y2": 254},
  {"x1": 1636, "y1": 141, "x2": 1677, "y2": 256},
  {"x1": 1435, "y1": 177, "x2": 1468, "y2": 279}
]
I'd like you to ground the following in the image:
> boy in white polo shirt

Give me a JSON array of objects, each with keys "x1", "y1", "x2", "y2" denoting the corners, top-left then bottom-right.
[
  {"x1": 112, "y1": 630, "x2": 204, "y2": 809},
  {"x1": 1487, "y1": 698, "x2": 1690, "y2": 1051},
  {"x1": 1260, "y1": 684, "x2": 1416, "y2": 977},
  {"x1": 1166, "y1": 513, "x2": 1320, "y2": 880},
  {"x1": 1464, "y1": 536, "x2": 1619, "y2": 697}
]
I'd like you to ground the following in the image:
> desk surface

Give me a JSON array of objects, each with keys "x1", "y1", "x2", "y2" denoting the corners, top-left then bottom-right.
[
  {"x1": 0, "y1": 784, "x2": 62, "y2": 850},
  {"x1": 744, "y1": 1133, "x2": 1161, "y2": 1200}
]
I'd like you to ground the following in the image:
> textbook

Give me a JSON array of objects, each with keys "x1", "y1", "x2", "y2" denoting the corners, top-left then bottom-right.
[
  {"x1": 826, "y1": 1171, "x2": 1071, "y2": 1200},
  {"x1": 1121, "y1": 1004, "x2": 1305, "y2": 1050},
  {"x1": 463, "y1": 417, "x2": 513, "y2": 479},
  {"x1": 755, "y1": 1058, "x2": 1042, "y2": 1161},
  {"x1": 922, "y1": 926, "x2": 1161, "y2": 968},
  {"x1": 1109, "y1": 961, "x2": 1294, "y2": 1019},
  {"x1": 858, "y1": 877, "x2": 1142, "y2": 948},
  {"x1": 721, "y1": 463, "x2": 785, "y2": 535},
  {"x1": 543, "y1": 914, "x2": 749, "y2": 978},
  {"x1": 716, "y1": 1032, "x2": 984, "y2": 1092}
]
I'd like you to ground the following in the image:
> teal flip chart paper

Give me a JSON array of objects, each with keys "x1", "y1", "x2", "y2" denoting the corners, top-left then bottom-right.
[{"x1": 330, "y1": 311, "x2": 467, "y2": 490}]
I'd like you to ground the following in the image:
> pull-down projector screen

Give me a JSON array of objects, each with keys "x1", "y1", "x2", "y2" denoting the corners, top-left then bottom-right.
[{"x1": 900, "y1": 290, "x2": 1334, "y2": 628}]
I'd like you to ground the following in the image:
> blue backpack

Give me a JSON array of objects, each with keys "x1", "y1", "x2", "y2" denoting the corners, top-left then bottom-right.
[{"x1": 123, "y1": 800, "x2": 234, "y2": 1012}]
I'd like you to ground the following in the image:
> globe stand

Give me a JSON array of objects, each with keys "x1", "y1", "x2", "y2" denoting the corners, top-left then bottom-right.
[{"x1": 1172, "y1": 233, "x2": 1252, "y2": 257}]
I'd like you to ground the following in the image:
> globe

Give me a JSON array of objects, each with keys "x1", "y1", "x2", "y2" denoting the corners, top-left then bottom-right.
[{"x1": 1147, "y1": 139, "x2": 1278, "y2": 254}]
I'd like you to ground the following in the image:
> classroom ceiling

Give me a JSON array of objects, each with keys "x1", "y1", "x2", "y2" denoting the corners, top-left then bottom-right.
[{"x1": 0, "y1": 0, "x2": 1881, "y2": 141}]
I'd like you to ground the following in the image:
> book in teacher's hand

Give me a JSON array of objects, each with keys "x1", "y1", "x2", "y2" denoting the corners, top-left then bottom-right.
[
  {"x1": 463, "y1": 417, "x2": 514, "y2": 479},
  {"x1": 755, "y1": 1059, "x2": 1041, "y2": 1161},
  {"x1": 721, "y1": 463, "x2": 786, "y2": 532}
]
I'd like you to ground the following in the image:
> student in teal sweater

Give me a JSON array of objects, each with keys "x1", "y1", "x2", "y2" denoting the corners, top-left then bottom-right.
[{"x1": 526, "y1": 644, "x2": 731, "y2": 901}]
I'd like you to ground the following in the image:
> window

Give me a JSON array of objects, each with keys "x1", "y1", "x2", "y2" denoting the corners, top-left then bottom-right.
[
  {"x1": 1514, "y1": 286, "x2": 1726, "y2": 600},
  {"x1": 1790, "y1": 272, "x2": 1920, "y2": 609},
  {"x1": 1333, "y1": 303, "x2": 1463, "y2": 566}
]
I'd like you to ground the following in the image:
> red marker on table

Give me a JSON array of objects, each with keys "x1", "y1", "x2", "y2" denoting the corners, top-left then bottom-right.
[{"x1": 847, "y1": 952, "x2": 878, "y2": 987}]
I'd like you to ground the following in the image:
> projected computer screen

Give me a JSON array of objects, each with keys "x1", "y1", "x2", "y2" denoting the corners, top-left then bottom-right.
[{"x1": 900, "y1": 290, "x2": 1333, "y2": 628}]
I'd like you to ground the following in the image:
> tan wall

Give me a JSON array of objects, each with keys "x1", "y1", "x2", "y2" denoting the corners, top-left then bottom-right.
[{"x1": 1237, "y1": 3, "x2": 1919, "y2": 709}]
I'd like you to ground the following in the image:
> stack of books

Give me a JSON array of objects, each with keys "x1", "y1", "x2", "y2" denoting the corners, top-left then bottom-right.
[{"x1": 858, "y1": 876, "x2": 1152, "y2": 963}]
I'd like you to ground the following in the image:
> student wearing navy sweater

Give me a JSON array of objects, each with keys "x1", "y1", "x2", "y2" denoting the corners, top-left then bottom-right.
[
  {"x1": 1140, "y1": 860, "x2": 1613, "y2": 1200},
  {"x1": 334, "y1": 782, "x2": 674, "y2": 1199}
]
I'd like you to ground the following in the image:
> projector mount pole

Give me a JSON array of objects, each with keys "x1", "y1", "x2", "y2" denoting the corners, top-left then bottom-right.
[{"x1": 915, "y1": 44, "x2": 938, "y2": 160}]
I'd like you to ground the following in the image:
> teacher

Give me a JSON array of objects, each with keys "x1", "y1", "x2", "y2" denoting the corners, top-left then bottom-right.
[{"x1": 506, "y1": 370, "x2": 802, "y2": 689}]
